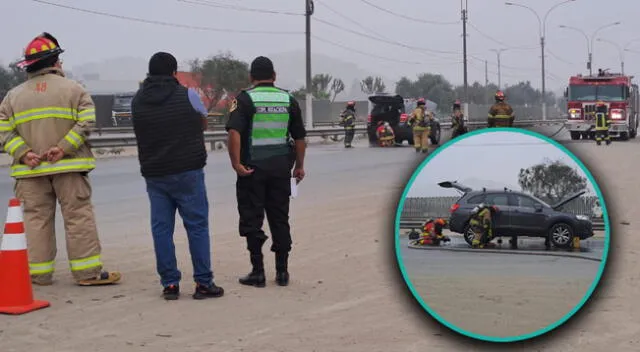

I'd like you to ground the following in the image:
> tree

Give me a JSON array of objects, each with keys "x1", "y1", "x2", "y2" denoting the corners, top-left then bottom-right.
[
  {"x1": 190, "y1": 52, "x2": 250, "y2": 112},
  {"x1": 0, "y1": 62, "x2": 27, "y2": 100},
  {"x1": 290, "y1": 87, "x2": 306, "y2": 100},
  {"x1": 518, "y1": 159, "x2": 588, "y2": 204},
  {"x1": 330, "y1": 78, "x2": 345, "y2": 102},
  {"x1": 311, "y1": 73, "x2": 332, "y2": 100},
  {"x1": 360, "y1": 76, "x2": 386, "y2": 95},
  {"x1": 395, "y1": 73, "x2": 454, "y2": 110}
]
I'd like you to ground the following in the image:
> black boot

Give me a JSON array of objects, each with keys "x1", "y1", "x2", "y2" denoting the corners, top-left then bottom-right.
[
  {"x1": 239, "y1": 254, "x2": 266, "y2": 288},
  {"x1": 275, "y1": 252, "x2": 289, "y2": 286}
]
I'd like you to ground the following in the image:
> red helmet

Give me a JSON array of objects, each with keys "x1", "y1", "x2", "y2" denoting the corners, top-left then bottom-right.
[
  {"x1": 17, "y1": 32, "x2": 64, "y2": 69},
  {"x1": 417, "y1": 98, "x2": 426, "y2": 105},
  {"x1": 453, "y1": 99, "x2": 462, "y2": 108},
  {"x1": 347, "y1": 101, "x2": 355, "y2": 106},
  {"x1": 596, "y1": 100, "x2": 606, "y2": 107},
  {"x1": 495, "y1": 91, "x2": 505, "y2": 101}
]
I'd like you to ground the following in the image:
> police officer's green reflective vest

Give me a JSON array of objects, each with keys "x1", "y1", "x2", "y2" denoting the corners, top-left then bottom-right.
[{"x1": 246, "y1": 86, "x2": 292, "y2": 161}]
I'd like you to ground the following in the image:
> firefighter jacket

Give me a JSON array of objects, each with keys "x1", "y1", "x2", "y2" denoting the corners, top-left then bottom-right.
[
  {"x1": 0, "y1": 67, "x2": 96, "y2": 179},
  {"x1": 451, "y1": 113, "x2": 465, "y2": 131},
  {"x1": 409, "y1": 107, "x2": 430, "y2": 131},
  {"x1": 339, "y1": 109, "x2": 356, "y2": 129},
  {"x1": 595, "y1": 112, "x2": 611, "y2": 131},
  {"x1": 488, "y1": 102, "x2": 515, "y2": 121}
]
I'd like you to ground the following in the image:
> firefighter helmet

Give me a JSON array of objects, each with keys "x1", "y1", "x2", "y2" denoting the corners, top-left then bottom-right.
[
  {"x1": 417, "y1": 98, "x2": 426, "y2": 106},
  {"x1": 347, "y1": 101, "x2": 355, "y2": 106},
  {"x1": 453, "y1": 99, "x2": 461, "y2": 109},
  {"x1": 17, "y1": 32, "x2": 64, "y2": 69},
  {"x1": 495, "y1": 91, "x2": 506, "y2": 102},
  {"x1": 596, "y1": 100, "x2": 606, "y2": 107}
]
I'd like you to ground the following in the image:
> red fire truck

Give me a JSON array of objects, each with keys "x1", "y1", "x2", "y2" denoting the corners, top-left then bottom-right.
[{"x1": 564, "y1": 71, "x2": 639, "y2": 140}]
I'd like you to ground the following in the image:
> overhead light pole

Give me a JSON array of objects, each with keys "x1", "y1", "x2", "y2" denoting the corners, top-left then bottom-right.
[
  {"x1": 559, "y1": 21, "x2": 621, "y2": 75},
  {"x1": 505, "y1": 0, "x2": 576, "y2": 121},
  {"x1": 596, "y1": 38, "x2": 624, "y2": 74}
]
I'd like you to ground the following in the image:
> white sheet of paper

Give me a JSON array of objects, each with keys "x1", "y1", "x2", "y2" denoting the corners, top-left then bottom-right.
[{"x1": 290, "y1": 178, "x2": 298, "y2": 198}]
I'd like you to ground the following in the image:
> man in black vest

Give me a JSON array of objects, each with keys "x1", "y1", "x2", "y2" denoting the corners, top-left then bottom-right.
[
  {"x1": 131, "y1": 52, "x2": 224, "y2": 301},
  {"x1": 226, "y1": 56, "x2": 307, "y2": 287}
]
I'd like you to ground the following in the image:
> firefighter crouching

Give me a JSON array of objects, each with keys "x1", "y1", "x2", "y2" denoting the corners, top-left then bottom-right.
[
  {"x1": 417, "y1": 218, "x2": 451, "y2": 246},
  {"x1": 488, "y1": 91, "x2": 515, "y2": 128},
  {"x1": 0, "y1": 32, "x2": 121, "y2": 286},
  {"x1": 376, "y1": 121, "x2": 395, "y2": 147},
  {"x1": 408, "y1": 98, "x2": 430, "y2": 153},
  {"x1": 451, "y1": 100, "x2": 467, "y2": 139},
  {"x1": 339, "y1": 101, "x2": 357, "y2": 148},
  {"x1": 595, "y1": 101, "x2": 612, "y2": 146},
  {"x1": 469, "y1": 203, "x2": 500, "y2": 249}
]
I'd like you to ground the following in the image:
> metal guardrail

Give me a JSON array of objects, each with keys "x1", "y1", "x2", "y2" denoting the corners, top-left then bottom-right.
[{"x1": 399, "y1": 218, "x2": 606, "y2": 231}]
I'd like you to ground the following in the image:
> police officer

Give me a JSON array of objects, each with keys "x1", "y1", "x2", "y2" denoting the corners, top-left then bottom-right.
[
  {"x1": 594, "y1": 101, "x2": 611, "y2": 146},
  {"x1": 488, "y1": 91, "x2": 515, "y2": 127},
  {"x1": 450, "y1": 100, "x2": 467, "y2": 139},
  {"x1": 226, "y1": 56, "x2": 307, "y2": 287},
  {"x1": 339, "y1": 101, "x2": 357, "y2": 148}
]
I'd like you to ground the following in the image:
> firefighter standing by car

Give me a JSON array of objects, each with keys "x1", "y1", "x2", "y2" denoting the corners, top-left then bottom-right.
[
  {"x1": 417, "y1": 218, "x2": 451, "y2": 246},
  {"x1": 488, "y1": 91, "x2": 515, "y2": 128},
  {"x1": 376, "y1": 121, "x2": 395, "y2": 147},
  {"x1": 408, "y1": 98, "x2": 430, "y2": 153},
  {"x1": 339, "y1": 101, "x2": 357, "y2": 148},
  {"x1": 0, "y1": 32, "x2": 121, "y2": 286},
  {"x1": 450, "y1": 100, "x2": 467, "y2": 139},
  {"x1": 594, "y1": 100, "x2": 612, "y2": 146},
  {"x1": 469, "y1": 203, "x2": 500, "y2": 249}
]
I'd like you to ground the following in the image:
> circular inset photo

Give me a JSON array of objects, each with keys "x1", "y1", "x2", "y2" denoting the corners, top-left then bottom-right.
[{"x1": 395, "y1": 128, "x2": 610, "y2": 343}]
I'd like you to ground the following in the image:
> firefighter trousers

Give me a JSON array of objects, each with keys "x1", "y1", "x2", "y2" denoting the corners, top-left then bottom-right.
[
  {"x1": 344, "y1": 128, "x2": 355, "y2": 146},
  {"x1": 236, "y1": 165, "x2": 292, "y2": 257},
  {"x1": 595, "y1": 129, "x2": 611, "y2": 144},
  {"x1": 412, "y1": 128, "x2": 430, "y2": 152},
  {"x1": 14, "y1": 172, "x2": 103, "y2": 283},
  {"x1": 488, "y1": 117, "x2": 513, "y2": 128}
]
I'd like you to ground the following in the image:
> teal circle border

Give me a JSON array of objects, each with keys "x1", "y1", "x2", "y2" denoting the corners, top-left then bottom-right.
[{"x1": 393, "y1": 127, "x2": 611, "y2": 343}]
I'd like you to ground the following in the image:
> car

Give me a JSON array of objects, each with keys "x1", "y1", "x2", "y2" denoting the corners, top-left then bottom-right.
[
  {"x1": 438, "y1": 181, "x2": 594, "y2": 249},
  {"x1": 367, "y1": 94, "x2": 441, "y2": 147}
]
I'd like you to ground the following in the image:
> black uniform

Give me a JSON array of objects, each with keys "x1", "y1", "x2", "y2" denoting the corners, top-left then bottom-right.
[
  {"x1": 339, "y1": 107, "x2": 356, "y2": 147},
  {"x1": 226, "y1": 82, "x2": 306, "y2": 287}
]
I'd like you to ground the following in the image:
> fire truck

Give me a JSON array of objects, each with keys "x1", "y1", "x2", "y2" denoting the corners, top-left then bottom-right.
[{"x1": 564, "y1": 70, "x2": 639, "y2": 140}]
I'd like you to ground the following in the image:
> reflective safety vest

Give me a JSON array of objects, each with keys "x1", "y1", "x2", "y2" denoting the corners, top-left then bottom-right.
[
  {"x1": 595, "y1": 112, "x2": 610, "y2": 131},
  {"x1": 246, "y1": 86, "x2": 292, "y2": 161}
]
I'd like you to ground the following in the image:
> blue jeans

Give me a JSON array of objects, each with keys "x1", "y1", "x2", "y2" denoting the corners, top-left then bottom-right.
[{"x1": 144, "y1": 168, "x2": 213, "y2": 287}]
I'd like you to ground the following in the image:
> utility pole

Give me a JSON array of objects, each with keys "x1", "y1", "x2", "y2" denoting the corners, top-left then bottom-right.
[
  {"x1": 491, "y1": 49, "x2": 506, "y2": 90},
  {"x1": 461, "y1": 0, "x2": 469, "y2": 116},
  {"x1": 485, "y1": 60, "x2": 489, "y2": 104},
  {"x1": 540, "y1": 36, "x2": 547, "y2": 120},
  {"x1": 305, "y1": 0, "x2": 314, "y2": 130}
]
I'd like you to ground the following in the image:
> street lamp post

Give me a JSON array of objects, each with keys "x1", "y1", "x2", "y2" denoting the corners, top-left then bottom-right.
[
  {"x1": 491, "y1": 49, "x2": 507, "y2": 89},
  {"x1": 505, "y1": 0, "x2": 576, "y2": 121},
  {"x1": 559, "y1": 22, "x2": 621, "y2": 75},
  {"x1": 596, "y1": 38, "x2": 624, "y2": 74}
]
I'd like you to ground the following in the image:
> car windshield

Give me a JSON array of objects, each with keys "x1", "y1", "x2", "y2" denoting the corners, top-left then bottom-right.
[
  {"x1": 371, "y1": 103, "x2": 401, "y2": 115},
  {"x1": 569, "y1": 84, "x2": 625, "y2": 101},
  {"x1": 528, "y1": 194, "x2": 551, "y2": 208}
]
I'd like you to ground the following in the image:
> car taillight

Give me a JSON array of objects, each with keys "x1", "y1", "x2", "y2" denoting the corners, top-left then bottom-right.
[
  {"x1": 568, "y1": 108, "x2": 581, "y2": 119},
  {"x1": 450, "y1": 204, "x2": 460, "y2": 213},
  {"x1": 367, "y1": 114, "x2": 372, "y2": 123},
  {"x1": 400, "y1": 113, "x2": 408, "y2": 122},
  {"x1": 610, "y1": 108, "x2": 625, "y2": 120}
]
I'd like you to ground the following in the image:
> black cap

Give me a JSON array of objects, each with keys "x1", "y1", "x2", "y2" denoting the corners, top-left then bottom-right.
[{"x1": 250, "y1": 56, "x2": 275, "y2": 80}]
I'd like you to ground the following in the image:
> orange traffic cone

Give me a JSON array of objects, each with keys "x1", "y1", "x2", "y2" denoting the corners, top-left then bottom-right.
[{"x1": 0, "y1": 198, "x2": 50, "y2": 314}]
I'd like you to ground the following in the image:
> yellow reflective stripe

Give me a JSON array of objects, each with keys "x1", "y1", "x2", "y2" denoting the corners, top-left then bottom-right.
[
  {"x1": 64, "y1": 130, "x2": 84, "y2": 149},
  {"x1": 78, "y1": 109, "x2": 96, "y2": 122},
  {"x1": 69, "y1": 255, "x2": 102, "y2": 272},
  {"x1": 29, "y1": 261, "x2": 55, "y2": 275},
  {"x1": 490, "y1": 114, "x2": 512, "y2": 119},
  {"x1": 10, "y1": 157, "x2": 96, "y2": 177},
  {"x1": 4, "y1": 136, "x2": 25, "y2": 155},
  {"x1": 12, "y1": 107, "x2": 77, "y2": 126},
  {"x1": 0, "y1": 120, "x2": 12, "y2": 132}
]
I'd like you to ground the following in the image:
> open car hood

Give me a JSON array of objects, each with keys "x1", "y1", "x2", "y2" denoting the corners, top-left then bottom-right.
[
  {"x1": 551, "y1": 190, "x2": 587, "y2": 210},
  {"x1": 438, "y1": 181, "x2": 473, "y2": 193},
  {"x1": 368, "y1": 94, "x2": 404, "y2": 105}
]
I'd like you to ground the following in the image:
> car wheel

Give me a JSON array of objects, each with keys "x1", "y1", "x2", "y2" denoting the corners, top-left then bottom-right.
[
  {"x1": 463, "y1": 224, "x2": 475, "y2": 246},
  {"x1": 548, "y1": 222, "x2": 574, "y2": 249}
]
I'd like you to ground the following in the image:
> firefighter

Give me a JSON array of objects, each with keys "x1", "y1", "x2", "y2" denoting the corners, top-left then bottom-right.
[
  {"x1": 488, "y1": 91, "x2": 515, "y2": 128},
  {"x1": 417, "y1": 218, "x2": 450, "y2": 246},
  {"x1": 339, "y1": 101, "x2": 357, "y2": 148},
  {"x1": 594, "y1": 101, "x2": 612, "y2": 146},
  {"x1": 469, "y1": 203, "x2": 500, "y2": 249},
  {"x1": 376, "y1": 121, "x2": 395, "y2": 147},
  {"x1": 408, "y1": 98, "x2": 430, "y2": 153},
  {"x1": 0, "y1": 33, "x2": 121, "y2": 286},
  {"x1": 451, "y1": 100, "x2": 467, "y2": 139}
]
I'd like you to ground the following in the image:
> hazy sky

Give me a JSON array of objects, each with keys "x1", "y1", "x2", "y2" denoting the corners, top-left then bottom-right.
[
  {"x1": 405, "y1": 131, "x2": 596, "y2": 197},
  {"x1": 0, "y1": 0, "x2": 636, "y2": 93}
]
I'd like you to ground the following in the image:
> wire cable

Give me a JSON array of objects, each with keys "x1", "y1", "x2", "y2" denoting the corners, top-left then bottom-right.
[
  {"x1": 356, "y1": 0, "x2": 460, "y2": 25},
  {"x1": 467, "y1": 22, "x2": 536, "y2": 51},
  {"x1": 31, "y1": 0, "x2": 302, "y2": 35},
  {"x1": 312, "y1": 35, "x2": 423, "y2": 65},
  {"x1": 177, "y1": 0, "x2": 303, "y2": 16}
]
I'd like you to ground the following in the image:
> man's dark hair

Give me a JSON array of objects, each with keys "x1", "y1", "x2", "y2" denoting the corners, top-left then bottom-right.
[
  {"x1": 250, "y1": 56, "x2": 275, "y2": 81},
  {"x1": 25, "y1": 55, "x2": 59, "y2": 73},
  {"x1": 148, "y1": 52, "x2": 178, "y2": 76}
]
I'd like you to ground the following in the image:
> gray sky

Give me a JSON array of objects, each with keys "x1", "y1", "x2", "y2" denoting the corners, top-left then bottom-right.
[
  {"x1": 406, "y1": 131, "x2": 596, "y2": 197},
  {"x1": 0, "y1": 0, "x2": 636, "y2": 93}
]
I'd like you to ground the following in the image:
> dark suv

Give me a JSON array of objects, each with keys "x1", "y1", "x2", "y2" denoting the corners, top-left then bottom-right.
[
  {"x1": 367, "y1": 94, "x2": 441, "y2": 146},
  {"x1": 439, "y1": 181, "x2": 594, "y2": 249}
]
